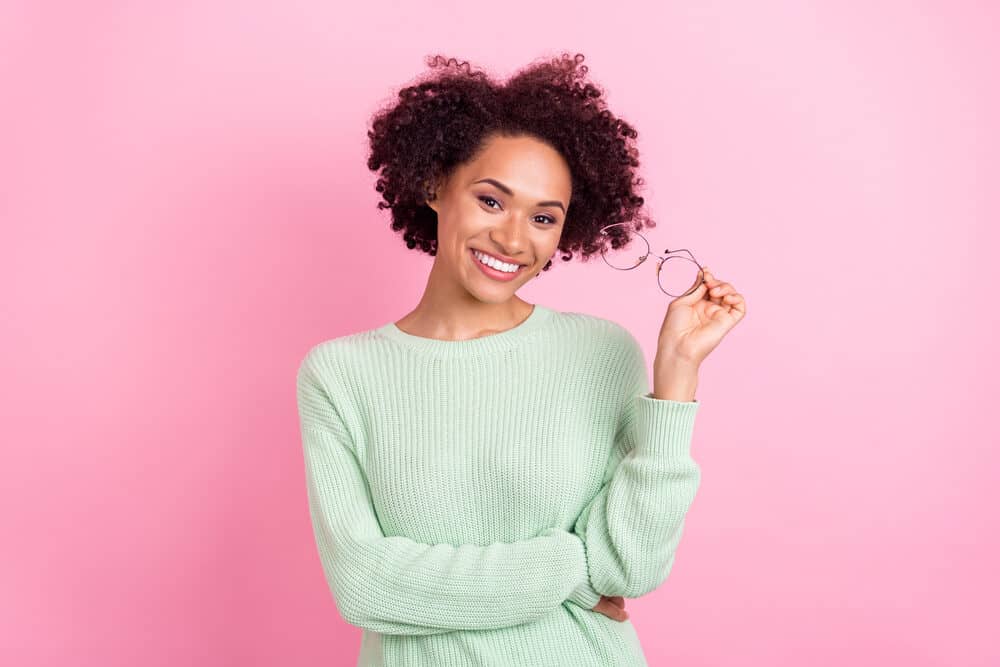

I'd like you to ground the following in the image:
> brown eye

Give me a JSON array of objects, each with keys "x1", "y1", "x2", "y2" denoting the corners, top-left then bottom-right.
[{"x1": 479, "y1": 195, "x2": 556, "y2": 225}]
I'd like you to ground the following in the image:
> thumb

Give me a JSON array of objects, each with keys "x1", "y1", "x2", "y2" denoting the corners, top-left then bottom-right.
[{"x1": 672, "y1": 267, "x2": 709, "y2": 305}]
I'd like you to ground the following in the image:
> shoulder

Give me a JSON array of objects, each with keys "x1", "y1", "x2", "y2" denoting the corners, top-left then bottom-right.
[
  {"x1": 297, "y1": 328, "x2": 380, "y2": 387},
  {"x1": 555, "y1": 309, "x2": 642, "y2": 355}
]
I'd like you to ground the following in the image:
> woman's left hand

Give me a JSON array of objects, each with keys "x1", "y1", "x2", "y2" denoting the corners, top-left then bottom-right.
[{"x1": 656, "y1": 266, "x2": 746, "y2": 367}]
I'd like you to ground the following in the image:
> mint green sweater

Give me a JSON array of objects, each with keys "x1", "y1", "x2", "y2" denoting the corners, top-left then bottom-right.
[{"x1": 296, "y1": 303, "x2": 701, "y2": 666}]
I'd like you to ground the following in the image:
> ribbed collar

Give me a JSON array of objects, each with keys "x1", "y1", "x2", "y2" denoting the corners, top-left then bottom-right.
[{"x1": 375, "y1": 303, "x2": 555, "y2": 357}]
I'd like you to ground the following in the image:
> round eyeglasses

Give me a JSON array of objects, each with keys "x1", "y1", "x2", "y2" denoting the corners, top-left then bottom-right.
[{"x1": 599, "y1": 223, "x2": 706, "y2": 297}]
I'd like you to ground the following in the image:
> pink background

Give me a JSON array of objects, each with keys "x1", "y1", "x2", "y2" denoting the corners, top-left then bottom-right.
[{"x1": 3, "y1": 1, "x2": 998, "y2": 665}]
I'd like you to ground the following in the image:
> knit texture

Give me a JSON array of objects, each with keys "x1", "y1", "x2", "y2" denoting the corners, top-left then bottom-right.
[{"x1": 296, "y1": 303, "x2": 702, "y2": 666}]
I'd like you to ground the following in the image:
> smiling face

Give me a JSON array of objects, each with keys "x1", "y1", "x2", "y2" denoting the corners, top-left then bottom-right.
[{"x1": 425, "y1": 132, "x2": 572, "y2": 302}]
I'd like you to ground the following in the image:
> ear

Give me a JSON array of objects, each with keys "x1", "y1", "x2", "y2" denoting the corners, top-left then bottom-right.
[{"x1": 423, "y1": 176, "x2": 442, "y2": 212}]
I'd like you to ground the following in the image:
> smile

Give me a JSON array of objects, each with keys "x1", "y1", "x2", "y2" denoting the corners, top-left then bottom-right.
[{"x1": 470, "y1": 248, "x2": 527, "y2": 282}]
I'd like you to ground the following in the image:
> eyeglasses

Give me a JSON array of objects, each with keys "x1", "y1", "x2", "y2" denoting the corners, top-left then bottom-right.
[{"x1": 599, "y1": 223, "x2": 706, "y2": 297}]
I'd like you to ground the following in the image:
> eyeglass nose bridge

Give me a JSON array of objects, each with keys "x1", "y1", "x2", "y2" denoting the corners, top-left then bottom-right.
[{"x1": 599, "y1": 223, "x2": 704, "y2": 296}]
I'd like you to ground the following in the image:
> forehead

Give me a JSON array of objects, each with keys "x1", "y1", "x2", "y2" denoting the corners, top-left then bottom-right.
[{"x1": 458, "y1": 134, "x2": 572, "y2": 198}]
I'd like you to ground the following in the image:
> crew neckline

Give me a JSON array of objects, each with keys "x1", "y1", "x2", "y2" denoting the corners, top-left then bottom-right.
[{"x1": 376, "y1": 303, "x2": 555, "y2": 357}]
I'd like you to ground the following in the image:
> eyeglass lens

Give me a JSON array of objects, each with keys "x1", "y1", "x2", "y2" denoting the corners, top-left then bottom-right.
[{"x1": 599, "y1": 228, "x2": 702, "y2": 296}]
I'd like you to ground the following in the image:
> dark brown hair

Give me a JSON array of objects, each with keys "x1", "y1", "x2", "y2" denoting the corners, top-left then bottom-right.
[{"x1": 366, "y1": 52, "x2": 656, "y2": 272}]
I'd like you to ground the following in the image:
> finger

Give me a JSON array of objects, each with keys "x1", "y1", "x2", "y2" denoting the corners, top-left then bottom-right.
[
  {"x1": 700, "y1": 269, "x2": 725, "y2": 304},
  {"x1": 701, "y1": 266, "x2": 721, "y2": 287},
  {"x1": 674, "y1": 274, "x2": 709, "y2": 305},
  {"x1": 728, "y1": 293, "x2": 747, "y2": 317},
  {"x1": 606, "y1": 595, "x2": 625, "y2": 609},
  {"x1": 708, "y1": 282, "x2": 732, "y2": 298},
  {"x1": 596, "y1": 599, "x2": 629, "y2": 621},
  {"x1": 705, "y1": 282, "x2": 730, "y2": 306}
]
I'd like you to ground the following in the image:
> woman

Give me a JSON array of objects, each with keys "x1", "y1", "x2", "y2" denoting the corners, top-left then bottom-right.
[{"x1": 297, "y1": 53, "x2": 746, "y2": 666}]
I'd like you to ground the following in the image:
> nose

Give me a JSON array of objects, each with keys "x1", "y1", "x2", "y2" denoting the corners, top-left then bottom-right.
[{"x1": 488, "y1": 217, "x2": 529, "y2": 260}]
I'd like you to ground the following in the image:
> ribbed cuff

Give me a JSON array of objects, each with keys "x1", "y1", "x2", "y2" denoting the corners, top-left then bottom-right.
[
  {"x1": 564, "y1": 531, "x2": 601, "y2": 609},
  {"x1": 567, "y1": 574, "x2": 602, "y2": 609},
  {"x1": 633, "y1": 393, "x2": 700, "y2": 456},
  {"x1": 538, "y1": 527, "x2": 602, "y2": 609}
]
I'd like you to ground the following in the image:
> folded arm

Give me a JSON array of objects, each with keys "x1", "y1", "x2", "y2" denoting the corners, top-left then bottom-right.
[
  {"x1": 297, "y1": 353, "x2": 599, "y2": 636},
  {"x1": 566, "y1": 329, "x2": 702, "y2": 604}
]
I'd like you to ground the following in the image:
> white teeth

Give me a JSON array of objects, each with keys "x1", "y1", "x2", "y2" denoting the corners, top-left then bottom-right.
[{"x1": 473, "y1": 250, "x2": 519, "y2": 273}]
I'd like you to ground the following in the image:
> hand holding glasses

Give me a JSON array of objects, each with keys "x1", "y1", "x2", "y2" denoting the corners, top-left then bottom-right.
[
  {"x1": 599, "y1": 222, "x2": 746, "y2": 374},
  {"x1": 598, "y1": 223, "x2": 706, "y2": 297}
]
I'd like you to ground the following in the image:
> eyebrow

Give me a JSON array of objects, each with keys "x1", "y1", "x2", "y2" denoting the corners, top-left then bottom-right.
[{"x1": 470, "y1": 178, "x2": 566, "y2": 213}]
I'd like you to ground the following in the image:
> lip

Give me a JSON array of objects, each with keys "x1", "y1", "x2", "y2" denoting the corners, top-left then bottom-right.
[
  {"x1": 470, "y1": 248, "x2": 525, "y2": 265},
  {"x1": 469, "y1": 248, "x2": 526, "y2": 282}
]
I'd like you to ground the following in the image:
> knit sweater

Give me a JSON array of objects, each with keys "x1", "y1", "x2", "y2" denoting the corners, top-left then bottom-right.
[{"x1": 295, "y1": 303, "x2": 702, "y2": 666}]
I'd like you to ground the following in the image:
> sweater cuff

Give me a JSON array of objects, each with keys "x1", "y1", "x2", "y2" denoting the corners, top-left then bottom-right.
[
  {"x1": 564, "y1": 530, "x2": 601, "y2": 609},
  {"x1": 539, "y1": 527, "x2": 602, "y2": 609},
  {"x1": 633, "y1": 393, "x2": 700, "y2": 457},
  {"x1": 567, "y1": 574, "x2": 602, "y2": 609}
]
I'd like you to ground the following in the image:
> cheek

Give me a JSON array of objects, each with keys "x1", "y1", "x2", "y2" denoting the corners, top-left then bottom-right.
[
  {"x1": 433, "y1": 211, "x2": 467, "y2": 246},
  {"x1": 441, "y1": 202, "x2": 473, "y2": 227},
  {"x1": 539, "y1": 232, "x2": 562, "y2": 256}
]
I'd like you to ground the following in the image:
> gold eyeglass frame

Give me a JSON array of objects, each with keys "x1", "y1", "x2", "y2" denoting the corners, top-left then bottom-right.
[{"x1": 598, "y1": 223, "x2": 706, "y2": 297}]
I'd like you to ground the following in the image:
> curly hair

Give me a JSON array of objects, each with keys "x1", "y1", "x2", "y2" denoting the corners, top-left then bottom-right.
[{"x1": 366, "y1": 52, "x2": 656, "y2": 273}]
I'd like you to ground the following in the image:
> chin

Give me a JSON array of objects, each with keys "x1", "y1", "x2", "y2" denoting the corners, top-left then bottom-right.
[{"x1": 466, "y1": 285, "x2": 519, "y2": 304}]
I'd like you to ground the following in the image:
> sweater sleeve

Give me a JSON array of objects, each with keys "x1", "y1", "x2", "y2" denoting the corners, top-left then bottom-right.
[
  {"x1": 567, "y1": 329, "x2": 702, "y2": 603},
  {"x1": 297, "y1": 353, "x2": 599, "y2": 635}
]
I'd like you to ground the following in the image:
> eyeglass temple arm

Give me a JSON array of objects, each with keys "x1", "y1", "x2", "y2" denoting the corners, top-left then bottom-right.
[{"x1": 663, "y1": 247, "x2": 701, "y2": 266}]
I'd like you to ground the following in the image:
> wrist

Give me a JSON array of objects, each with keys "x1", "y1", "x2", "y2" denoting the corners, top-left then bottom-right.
[
  {"x1": 651, "y1": 358, "x2": 700, "y2": 402},
  {"x1": 561, "y1": 529, "x2": 602, "y2": 609},
  {"x1": 567, "y1": 575, "x2": 602, "y2": 609}
]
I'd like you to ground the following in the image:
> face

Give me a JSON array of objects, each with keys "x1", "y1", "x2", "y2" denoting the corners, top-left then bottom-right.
[{"x1": 425, "y1": 133, "x2": 571, "y2": 302}]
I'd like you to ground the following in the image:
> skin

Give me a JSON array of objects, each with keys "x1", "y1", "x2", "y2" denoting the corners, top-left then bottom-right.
[
  {"x1": 394, "y1": 132, "x2": 569, "y2": 340},
  {"x1": 395, "y1": 132, "x2": 747, "y2": 623},
  {"x1": 650, "y1": 263, "x2": 746, "y2": 403}
]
